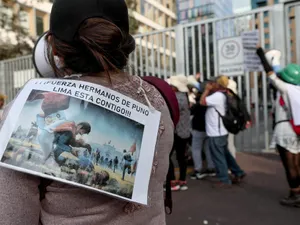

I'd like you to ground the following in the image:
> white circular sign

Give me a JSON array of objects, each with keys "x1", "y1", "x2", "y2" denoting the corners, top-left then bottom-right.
[{"x1": 221, "y1": 40, "x2": 241, "y2": 60}]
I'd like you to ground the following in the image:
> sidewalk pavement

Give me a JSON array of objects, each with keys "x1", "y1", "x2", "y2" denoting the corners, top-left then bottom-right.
[{"x1": 167, "y1": 152, "x2": 300, "y2": 225}]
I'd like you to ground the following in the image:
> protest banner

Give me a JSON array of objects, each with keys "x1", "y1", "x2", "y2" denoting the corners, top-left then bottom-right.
[
  {"x1": 0, "y1": 78, "x2": 161, "y2": 205},
  {"x1": 242, "y1": 30, "x2": 263, "y2": 72}
]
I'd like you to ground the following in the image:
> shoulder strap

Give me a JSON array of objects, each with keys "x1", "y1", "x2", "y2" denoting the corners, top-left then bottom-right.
[
  {"x1": 39, "y1": 178, "x2": 53, "y2": 201},
  {"x1": 142, "y1": 76, "x2": 180, "y2": 127}
]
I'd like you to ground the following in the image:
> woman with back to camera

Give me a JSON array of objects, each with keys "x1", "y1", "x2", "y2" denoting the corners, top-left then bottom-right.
[{"x1": 0, "y1": 0, "x2": 174, "y2": 224}]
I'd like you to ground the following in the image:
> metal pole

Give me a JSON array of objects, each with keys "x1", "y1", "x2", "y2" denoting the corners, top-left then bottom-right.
[
  {"x1": 295, "y1": 6, "x2": 300, "y2": 64},
  {"x1": 213, "y1": 22, "x2": 218, "y2": 77},
  {"x1": 205, "y1": 23, "x2": 211, "y2": 79},
  {"x1": 260, "y1": 11, "x2": 270, "y2": 152},
  {"x1": 151, "y1": 35, "x2": 155, "y2": 76},
  {"x1": 163, "y1": 33, "x2": 167, "y2": 79},
  {"x1": 139, "y1": 38, "x2": 144, "y2": 76},
  {"x1": 184, "y1": 27, "x2": 189, "y2": 76},
  {"x1": 175, "y1": 24, "x2": 185, "y2": 76},
  {"x1": 192, "y1": 25, "x2": 196, "y2": 76},
  {"x1": 272, "y1": 3, "x2": 287, "y2": 66},
  {"x1": 145, "y1": 35, "x2": 149, "y2": 76},
  {"x1": 169, "y1": 30, "x2": 174, "y2": 76},
  {"x1": 157, "y1": 33, "x2": 161, "y2": 78},
  {"x1": 198, "y1": 24, "x2": 204, "y2": 81}
]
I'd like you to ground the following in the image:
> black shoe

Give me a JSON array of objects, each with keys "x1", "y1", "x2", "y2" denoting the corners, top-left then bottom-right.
[
  {"x1": 280, "y1": 192, "x2": 300, "y2": 207},
  {"x1": 190, "y1": 172, "x2": 199, "y2": 180},
  {"x1": 232, "y1": 173, "x2": 247, "y2": 185},
  {"x1": 206, "y1": 169, "x2": 216, "y2": 177},
  {"x1": 190, "y1": 169, "x2": 213, "y2": 180}
]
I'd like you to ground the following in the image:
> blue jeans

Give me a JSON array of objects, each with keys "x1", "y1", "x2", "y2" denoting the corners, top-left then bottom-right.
[
  {"x1": 209, "y1": 135, "x2": 244, "y2": 184},
  {"x1": 192, "y1": 130, "x2": 214, "y2": 171}
]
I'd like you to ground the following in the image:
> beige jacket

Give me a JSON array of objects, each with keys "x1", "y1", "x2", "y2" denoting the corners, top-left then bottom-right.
[{"x1": 0, "y1": 75, "x2": 174, "y2": 225}]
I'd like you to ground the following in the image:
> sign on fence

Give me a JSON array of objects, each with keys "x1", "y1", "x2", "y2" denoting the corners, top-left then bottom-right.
[
  {"x1": 218, "y1": 36, "x2": 244, "y2": 76},
  {"x1": 242, "y1": 30, "x2": 263, "y2": 72}
]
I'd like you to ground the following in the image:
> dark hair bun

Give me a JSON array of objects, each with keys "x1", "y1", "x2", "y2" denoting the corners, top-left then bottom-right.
[{"x1": 48, "y1": 18, "x2": 135, "y2": 75}]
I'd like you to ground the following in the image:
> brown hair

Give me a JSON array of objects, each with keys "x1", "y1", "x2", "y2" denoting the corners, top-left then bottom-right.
[{"x1": 46, "y1": 18, "x2": 135, "y2": 77}]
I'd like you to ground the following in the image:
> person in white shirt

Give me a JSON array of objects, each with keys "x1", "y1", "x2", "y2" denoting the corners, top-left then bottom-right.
[
  {"x1": 257, "y1": 46, "x2": 300, "y2": 207},
  {"x1": 200, "y1": 76, "x2": 245, "y2": 187}
]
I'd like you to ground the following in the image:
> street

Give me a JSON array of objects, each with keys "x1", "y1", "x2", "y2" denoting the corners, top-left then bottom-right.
[{"x1": 167, "y1": 153, "x2": 300, "y2": 225}]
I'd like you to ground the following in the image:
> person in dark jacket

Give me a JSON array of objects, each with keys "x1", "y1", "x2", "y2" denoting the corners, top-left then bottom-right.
[{"x1": 190, "y1": 92, "x2": 215, "y2": 180}]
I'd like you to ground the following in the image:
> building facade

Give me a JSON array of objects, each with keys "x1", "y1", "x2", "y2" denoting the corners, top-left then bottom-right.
[
  {"x1": 176, "y1": 0, "x2": 233, "y2": 24},
  {"x1": 0, "y1": 0, "x2": 177, "y2": 39},
  {"x1": 251, "y1": 0, "x2": 296, "y2": 63},
  {"x1": 0, "y1": 0, "x2": 177, "y2": 78}
]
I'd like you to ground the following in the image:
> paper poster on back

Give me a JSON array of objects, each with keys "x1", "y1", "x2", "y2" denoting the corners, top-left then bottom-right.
[{"x1": 0, "y1": 79, "x2": 161, "y2": 205}]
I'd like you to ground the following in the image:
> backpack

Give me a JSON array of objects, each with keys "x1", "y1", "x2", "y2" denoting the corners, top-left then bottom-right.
[
  {"x1": 216, "y1": 90, "x2": 251, "y2": 135},
  {"x1": 142, "y1": 76, "x2": 180, "y2": 215},
  {"x1": 39, "y1": 76, "x2": 179, "y2": 215}
]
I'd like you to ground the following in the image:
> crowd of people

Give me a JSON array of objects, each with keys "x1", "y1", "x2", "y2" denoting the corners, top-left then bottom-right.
[
  {"x1": 166, "y1": 46, "x2": 300, "y2": 208},
  {"x1": 167, "y1": 73, "x2": 247, "y2": 191}
]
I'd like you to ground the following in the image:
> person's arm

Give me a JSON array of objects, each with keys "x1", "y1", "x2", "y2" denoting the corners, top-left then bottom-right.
[
  {"x1": 256, "y1": 47, "x2": 287, "y2": 93},
  {"x1": 200, "y1": 83, "x2": 213, "y2": 106}
]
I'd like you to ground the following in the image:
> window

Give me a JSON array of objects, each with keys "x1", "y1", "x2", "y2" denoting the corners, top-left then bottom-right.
[
  {"x1": 263, "y1": 11, "x2": 268, "y2": 17},
  {"x1": 264, "y1": 33, "x2": 269, "y2": 39},
  {"x1": 195, "y1": 0, "x2": 201, "y2": 7},
  {"x1": 179, "y1": 1, "x2": 189, "y2": 10},
  {"x1": 193, "y1": 8, "x2": 198, "y2": 18},
  {"x1": 188, "y1": 9, "x2": 192, "y2": 19},
  {"x1": 0, "y1": 6, "x2": 13, "y2": 30},
  {"x1": 264, "y1": 22, "x2": 269, "y2": 28},
  {"x1": 265, "y1": 43, "x2": 270, "y2": 49},
  {"x1": 20, "y1": 11, "x2": 29, "y2": 29},
  {"x1": 36, "y1": 16, "x2": 44, "y2": 36},
  {"x1": 140, "y1": 0, "x2": 145, "y2": 15},
  {"x1": 181, "y1": 11, "x2": 186, "y2": 20}
]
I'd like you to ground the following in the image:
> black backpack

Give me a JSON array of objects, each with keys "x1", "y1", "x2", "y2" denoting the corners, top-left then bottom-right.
[{"x1": 216, "y1": 90, "x2": 251, "y2": 135}]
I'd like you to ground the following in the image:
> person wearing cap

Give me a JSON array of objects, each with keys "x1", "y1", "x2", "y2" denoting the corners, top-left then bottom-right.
[
  {"x1": 200, "y1": 75, "x2": 245, "y2": 188},
  {"x1": 257, "y1": 46, "x2": 300, "y2": 207},
  {"x1": 0, "y1": 0, "x2": 174, "y2": 224},
  {"x1": 167, "y1": 75, "x2": 191, "y2": 191}
]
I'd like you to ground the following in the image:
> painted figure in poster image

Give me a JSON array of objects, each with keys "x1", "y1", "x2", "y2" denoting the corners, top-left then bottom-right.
[
  {"x1": 51, "y1": 121, "x2": 92, "y2": 166},
  {"x1": 122, "y1": 149, "x2": 132, "y2": 181},
  {"x1": 28, "y1": 91, "x2": 92, "y2": 165}
]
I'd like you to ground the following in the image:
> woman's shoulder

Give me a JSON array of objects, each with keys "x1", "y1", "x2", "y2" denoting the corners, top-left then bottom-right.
[{"x1": 113, "y1": 76, "x2": 168, "y2": 113}]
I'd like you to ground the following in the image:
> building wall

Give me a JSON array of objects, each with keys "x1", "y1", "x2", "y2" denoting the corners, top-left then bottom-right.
[
  {"x1": 1, "y1": 0, "x2": 177, "y2": 38},
  {"x1": 176, "y1": 0, "x2": 233, "y2": 24},
  {"x1": 251, "y1": 0, "x2": 296, "y2": 63}
]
